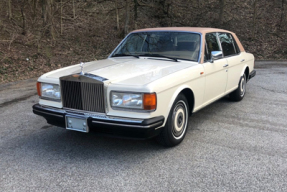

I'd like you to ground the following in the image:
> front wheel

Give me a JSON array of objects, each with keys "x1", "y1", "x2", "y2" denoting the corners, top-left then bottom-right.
[
  {"x1": 156, "y1": 94, "x2": 189, "y2": 147},
  {"x1": 229, "y1": 74, "x2": 246, "y2": 101}
]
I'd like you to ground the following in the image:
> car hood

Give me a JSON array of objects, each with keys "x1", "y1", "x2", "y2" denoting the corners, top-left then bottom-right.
[{"x1": 46, "y1": 58, "x2": 197, "y2": 86}]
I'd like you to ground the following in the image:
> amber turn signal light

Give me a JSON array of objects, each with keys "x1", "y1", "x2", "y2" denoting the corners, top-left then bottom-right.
[
  {"x1": 37, "y1": 82, "x2": 41, "y2": 96},
  {"x1": 143, "y1": 93, "x2": 157, "y2": 110}
]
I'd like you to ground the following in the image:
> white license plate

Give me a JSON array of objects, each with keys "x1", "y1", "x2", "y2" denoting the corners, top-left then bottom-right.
[{"x1": 66, "y1": 115, "x2": 89, "y2": 133}]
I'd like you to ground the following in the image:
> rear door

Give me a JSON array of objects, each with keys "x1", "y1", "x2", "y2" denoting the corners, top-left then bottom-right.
[{"x1": 218, "y1": 33, "x2": 245, "y2": 93}]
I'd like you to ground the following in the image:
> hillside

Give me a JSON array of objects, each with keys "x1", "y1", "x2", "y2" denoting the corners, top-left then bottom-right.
[{"x1": 0, "y1": 0, "x2": 286, "y2": 83}]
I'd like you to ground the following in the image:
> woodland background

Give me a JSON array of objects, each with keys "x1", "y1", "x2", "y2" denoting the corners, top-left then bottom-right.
[{"x1": 0, "y1": 0, "x2": 286, "y2": 83}]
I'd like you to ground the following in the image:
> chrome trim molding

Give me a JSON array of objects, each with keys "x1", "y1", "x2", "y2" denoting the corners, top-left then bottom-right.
[
  {"x1": 82, "y1": 73, "x2": 108, "y2": 82},
  {"x1": 33, "y1": 109, "x2": 63, "y2": 118},
  {"x1": 40, "y1": 97, "x2": 61, "y2": 102},
  {"x1": 92, "y1": 120, "x2": 163, "y2": 129},
  {"x1": 41, "y1": 105, "x2": 66, "y2": 113},
  {"x1": 39, "y1": 105, "x2": 145, "y2": 124}
]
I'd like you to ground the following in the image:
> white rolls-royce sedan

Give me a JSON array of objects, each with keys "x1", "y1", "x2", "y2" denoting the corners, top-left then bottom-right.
[{"x1": 33, "y1": 27, "x2": 256, "y2": 147}]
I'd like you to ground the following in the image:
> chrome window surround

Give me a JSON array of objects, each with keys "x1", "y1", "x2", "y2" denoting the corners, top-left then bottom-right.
[{"x1": 108, "y1": 31, "x2": 203, "y2": 63}]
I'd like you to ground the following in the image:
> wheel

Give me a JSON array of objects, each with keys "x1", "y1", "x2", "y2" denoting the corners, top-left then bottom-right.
[
  {"x1": 229, "y1": 74, "x2": 246, "y2": 101},
  {"x1": 156, "y1": 94, "x2": 189, "y2": 147}
]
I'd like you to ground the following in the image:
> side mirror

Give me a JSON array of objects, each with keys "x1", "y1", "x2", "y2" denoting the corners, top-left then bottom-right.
[{"x1": 210, "y1": 51, "x2": 223, "y2": 63}]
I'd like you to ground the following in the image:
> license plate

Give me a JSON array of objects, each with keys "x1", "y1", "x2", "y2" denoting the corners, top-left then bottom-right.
[{"x1": 66, "y1": 115, "x2": 89, "y2": 133}]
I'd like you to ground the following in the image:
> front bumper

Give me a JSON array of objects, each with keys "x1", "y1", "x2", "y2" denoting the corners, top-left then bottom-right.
[{"x1": 33, "y1": 104, "x2": 164, "y2": 139}]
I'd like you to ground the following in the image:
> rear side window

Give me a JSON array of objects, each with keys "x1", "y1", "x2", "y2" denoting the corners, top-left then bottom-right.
[
  {"x1": 218, "y1": 33, "x2": 237, "y2": 56},
  {"x1": 205, "y1": 33, "x2": 221, "y2": 61}
]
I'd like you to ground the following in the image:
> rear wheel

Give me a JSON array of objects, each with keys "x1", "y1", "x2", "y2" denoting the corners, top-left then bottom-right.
[
  {"x1": 229, "y1": 74, "x2": 246, "y2": 101},
  {"x1": 156, "y1": 94, "x2": 189, "y2": 147}
]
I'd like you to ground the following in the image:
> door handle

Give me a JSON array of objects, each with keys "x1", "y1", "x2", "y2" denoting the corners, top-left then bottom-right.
[
  {"x1": 241, "y1": 59, "x2": 245, "y2": 62},
  {"x1": 223, "y1": 64, "x2": 229, "y2": 67}
]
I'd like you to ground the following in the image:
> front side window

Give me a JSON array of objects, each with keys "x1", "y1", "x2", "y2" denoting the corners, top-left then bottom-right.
[
  {"x1": 218, "y1": 33, "x2": 237, "y2": 56},
  {"x1": 205, "y1": 33, "x2": 221, "y2": 61},
  {"x1": 112, "y1": 32, "x2": 201, "y2": 61}
]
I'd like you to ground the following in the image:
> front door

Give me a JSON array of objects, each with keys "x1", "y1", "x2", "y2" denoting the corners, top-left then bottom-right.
[{"x1": 202, "y1": 32, "x2": 228, "y2": 104}]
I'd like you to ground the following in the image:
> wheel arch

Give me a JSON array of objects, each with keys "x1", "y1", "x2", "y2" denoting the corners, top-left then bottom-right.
[
  {"x1": 244, "y1": 66, "x2": 250, "y2": 81},
  {"x1": 167, "y1": 86, "x2": 195, "y2": 118},
  {"x1": 241, "y1": 65, "x2": 249, "y2": 79}
]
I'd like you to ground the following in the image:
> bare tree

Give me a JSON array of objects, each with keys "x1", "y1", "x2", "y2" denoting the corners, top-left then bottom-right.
[
  {"x1": 8, "y1": 0, "x2": 12, "y2": 19},
  {"x1": 280, "y1": 0, "x2": 286, "y2": 29},
  {"x1": 252, "y1": 0, "x2": 257, "y2": 40},
  {"x1": 73, "y1": 0, "x2": 76, "y2": 19},
  {"x1": 20, "y1": 2, "x2": 26, "y2": 35},
  {"x1": 42, "y1": 0, "x2": 55, "y2": 39},
  {"x1": 124, "y1": 0, "x2": 130, "y2": 36},
  {"x1": 42, "y1": 0, "x2": 47, "y2": 24},
  {"x1": 115, "y1": 0, "x2": 120, "y2": 30},
  {"x1": 32, "y1": 0, "x2": 38, "y2": 19},
  {"x1": 61, "y1": 0, "x2": 63, "y2": 35},
  {"x1": 134, "y1": 0, "x2": 138, "y2": 29},
  {"x1": 219, "y1": 0, "x2": 225, "y2": 25}
]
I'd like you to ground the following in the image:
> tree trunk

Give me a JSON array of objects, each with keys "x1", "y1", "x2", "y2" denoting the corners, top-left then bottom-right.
[
  {"x1": 280, "y1": 0, "x2": 285, "y2": 28},
  {"x1": 61, "y1": 0, "x2": 63, "y2": 35},
  {"x1": 252, "y1": 0, "x2": 257, "y2": 40},
  {"x1": 21, "y1": 6, "x2": 26, "y2": 35},
  {"x1": 134, "y1": 0, "x2": 138, "y2": 29},
  {"x1": 219, "y1": 0, "x2": 225, "y2": 25},
  {"x1": 8, "y1": 0, "x2": 12, "y2": 20},
  {"x1": 33, "y1": 0, "x2": 38, "y2": 19},
  {"x1": 115, "y1": 0, "x2": 120, "y2": 30},
  {"x1": 170, "y1": 0, "x2": 173, "y2": 26},
  {"x1": 44, "y1": 0, "x2": 55, "y2": 39},
  {"x1": 42, "y1": 0, "x2": 47, "y2": 24},
  {"x1": 124, "y1": 0, "x2": 130, "y2": 36},
  {"x1": 73, "y1": 0, "x2": 76, "y2": 19}
]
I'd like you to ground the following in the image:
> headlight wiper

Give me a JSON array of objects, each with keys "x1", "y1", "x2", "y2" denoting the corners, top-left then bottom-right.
[
  {"x1": 112, "y1": 54, "x2": 139, "y2": 59},
  {"x1": 138, "y1": 54, "x2": 178, "y2": 62}
]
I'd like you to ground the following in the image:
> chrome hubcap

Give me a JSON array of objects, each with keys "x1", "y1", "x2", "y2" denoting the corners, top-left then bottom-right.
[
  {"x1": 172, "y1": 101, "x2": 188, "y2": 139},
  {"x1": 240, "y1": 76, "x2": 246, "y2": 97}
]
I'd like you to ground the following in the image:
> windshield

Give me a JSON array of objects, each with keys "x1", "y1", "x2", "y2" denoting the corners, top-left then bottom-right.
[{"x1": 111, "y1": 32, "x2": 201, "y2": 62}]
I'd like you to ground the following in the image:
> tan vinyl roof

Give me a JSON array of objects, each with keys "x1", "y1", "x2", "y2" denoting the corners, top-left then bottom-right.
[
  {"x1": 131, "y1": 27, "x2": 245, "y2": 64},
  {"x1": 132, "y1": 27, "x2": 233, "y2": 34}
]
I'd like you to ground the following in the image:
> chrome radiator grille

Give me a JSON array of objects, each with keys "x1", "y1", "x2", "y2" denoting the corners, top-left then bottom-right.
[{"x1": 61, "y1": 79, "x2": 105, "y2": 113}]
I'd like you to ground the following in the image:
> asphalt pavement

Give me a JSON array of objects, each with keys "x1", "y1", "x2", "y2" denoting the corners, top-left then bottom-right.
[{"x1": 0, "y1": 61, "x2": 287, "y2": 191}]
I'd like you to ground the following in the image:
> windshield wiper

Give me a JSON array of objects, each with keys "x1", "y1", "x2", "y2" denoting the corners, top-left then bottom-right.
[
  {"x1": 112, "y1": 54, "x2": 139, "y2": 59},
  {"x1": 138, "y1": 54, "x2": 178, "y2": 62}
]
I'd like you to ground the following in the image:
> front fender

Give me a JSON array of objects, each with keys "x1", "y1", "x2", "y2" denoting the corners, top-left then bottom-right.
[{"x1": 159, "y1": 85, "x2": 194, "y2": 125}]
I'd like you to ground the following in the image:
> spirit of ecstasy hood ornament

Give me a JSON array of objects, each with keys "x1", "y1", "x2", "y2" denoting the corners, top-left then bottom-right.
[{"x1": 80, "y1": 62, "x2": 85, "y2": 75}]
